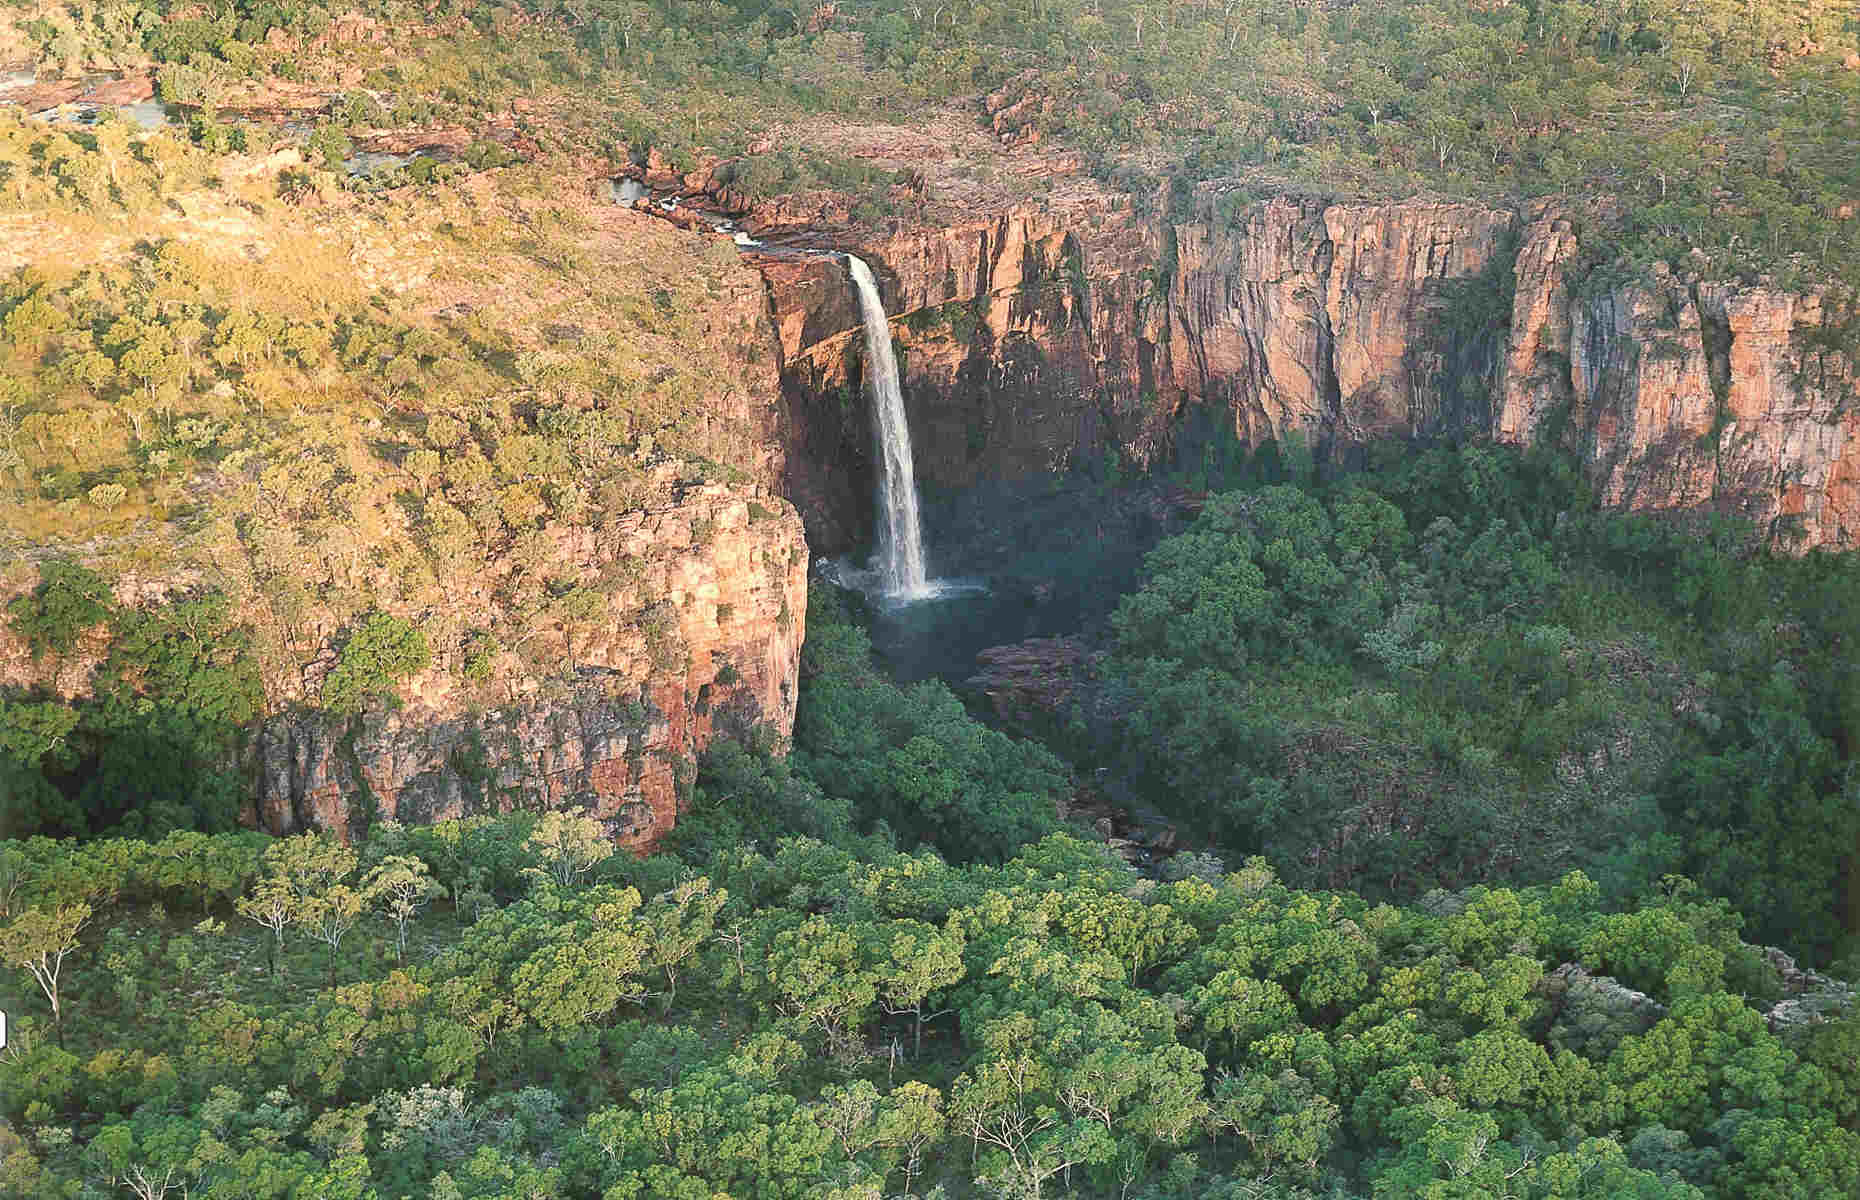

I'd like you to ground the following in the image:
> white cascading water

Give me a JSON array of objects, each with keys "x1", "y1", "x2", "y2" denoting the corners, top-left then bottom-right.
[{"x1": 847, "y1": 255, "x2": 929, "y2": 600}]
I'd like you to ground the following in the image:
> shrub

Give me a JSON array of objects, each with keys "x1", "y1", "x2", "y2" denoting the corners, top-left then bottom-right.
[
  {"x1": 321, "y1": 613, "x2": 432, "y2": 715},
  {"x1": 459, "y1": 630, "x2": 498, "y2": 683},
  {"x1": 464, "y1": 140, "x2": 517, "y2": 170},
  {"x1": 8, "y1": 561, "x2": 114, "y2": 658}
]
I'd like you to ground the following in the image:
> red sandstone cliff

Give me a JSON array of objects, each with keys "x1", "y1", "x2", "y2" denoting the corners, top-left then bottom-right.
[
  {"x1": 763, "y1": 187, "x2": 1857, "y2": 551},
  {"x1": 1511, "y1": 244, "x2": 1860, "y2": 547},
  {"x1": 249, "y1": 483, "x2": 807, "y2": 848}
]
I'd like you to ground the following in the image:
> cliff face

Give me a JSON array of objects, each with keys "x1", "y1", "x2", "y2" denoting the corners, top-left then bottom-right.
[
  {"x1": 764, "y1": 189, "x2": 1857, "y2": 551},
  {"x1": 1, "y1": 483, "x2": 808, "y2": 851},
  {"x1": 10, "y1": 176, "x2": 1853, "y2": 849},
  {"x1": 1552, "y1": 271, "x2": 1858, "y2": 546},
  {"x1": 251, "y1": 485, "x2": 808, "y2": 848},
  {"x1": 1162, "y1": 198, "x2": 1517, "y2": 449}
]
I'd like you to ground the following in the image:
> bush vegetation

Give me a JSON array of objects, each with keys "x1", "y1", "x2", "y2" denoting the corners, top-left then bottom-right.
[
  {"x1": 1048, "y1": 443, "x2": 1860, "y2": 969},
  {"x1": 8, "y1": 0, "x2": 1858, "y2": 283},
  {"x1": 320, "y1": 612, "x2": 431, "y2": 715},
  {"x1": 3, "y1": 810, "x2": 1856, "y2": 1196},
  {"x1": 4, "y1": 564, "x2": 261, "y2": 840},
  {"x1": 0, "y1": 168, "x2": 777, "y2": 789}
]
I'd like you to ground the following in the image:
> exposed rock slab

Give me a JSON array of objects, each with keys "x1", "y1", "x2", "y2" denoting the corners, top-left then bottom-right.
[
  {"x1": 1760, "y1": 945, "x2": 1858, "y2": 1037},
  {"x1": 966, "y1": 636, "x2": 1095, "y2": 723}
]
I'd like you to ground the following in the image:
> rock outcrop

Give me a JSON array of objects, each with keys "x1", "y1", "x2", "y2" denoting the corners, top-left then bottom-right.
[
  {"x1": 1538, "y1": 947, "x2": 1857, "y2": 1051},
  {"x1": 251, "y1": 485, "x2": 808, "y2": 849},
  {"x1": 761, "y1": 187, "x2": 1857, "y2": 552},
  {"x1": 1, "y1": 484, "x2": 808, "y2": 852},
  {"x1": 967, "y1": 636, "x2": 1095, "y2": 724},
  {"x1": 1539, "y1": 962, "x2": 1667, "y2": 1058},
  {"x1": 1759, "y1": 945, "x2": 1858, "y2": 1038}
]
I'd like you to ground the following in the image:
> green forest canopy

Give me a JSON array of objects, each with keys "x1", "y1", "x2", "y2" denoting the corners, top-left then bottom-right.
[
  {"x1": 1080, "y1": 444, "x2": 1860, "y2": 965},
  {"x1": 4, "y1": 446, "x2": 1860, "y2": 1197},
  {"x1": 2, "y1": 815, "x2": 1857, "y2": 1197}
]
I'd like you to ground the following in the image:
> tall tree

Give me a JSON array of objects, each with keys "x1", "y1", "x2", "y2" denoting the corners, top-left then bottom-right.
[
  {"x1": 365, "y1": 855, "x2": 446, "y2": 962},
  {"x1": 236, "y1": 876, "x2": 296, "y2": 980},
  {"x1": 524, "y1": 808, "x2": 615, "y2": 890},
  {"x1": 1, "y1": 901, "x2": 90, "y2": 1047}
]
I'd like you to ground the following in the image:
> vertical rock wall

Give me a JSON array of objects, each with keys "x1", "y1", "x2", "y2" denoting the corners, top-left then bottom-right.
[
  {"x1": 251, "y1": 486, "x2": 808, "y2": 849},
  {"x1": 763, "y1": 191, "x2": 1857, "y2": 552}
]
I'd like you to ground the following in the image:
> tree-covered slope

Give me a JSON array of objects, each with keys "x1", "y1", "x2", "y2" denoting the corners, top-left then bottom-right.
[
  {"x1": 6, "y1": 467, "x2": 1860, "y2": 1197},
  {"x1": 1054, "y1": 445, "x2": 1860, "y2": 967}
]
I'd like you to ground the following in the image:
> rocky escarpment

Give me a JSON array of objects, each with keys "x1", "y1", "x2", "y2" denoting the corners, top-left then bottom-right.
[
  {"x1": 1539, "y1": 252, "x2": 1859, "y2": 547},
  {"x1": 1162, "y1": 196, "x2": 1520, "y2": 450},
  {"x1": 763, "y1": 188, "x2": 1857, "y2": 552},
  {"x1": 0, "y1": 177, "x2": 811, "y2": 852},
  {"x1": 1, "y1": 483, "x2": 808, "y2": 851},
  {"x1": 251, "y1": 485, "x2": 808, "y2": 848}
]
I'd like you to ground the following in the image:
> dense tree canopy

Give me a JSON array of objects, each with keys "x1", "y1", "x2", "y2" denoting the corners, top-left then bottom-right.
[
  {"x1": 1073, "y1": 445, "x2": 1860, "y2": 965},
  {"x1": 2, "y1": 812, "x2": 1855, "y2": 1198},
  {"x1": 3, "y1": 566, "x2": 260, "y2": 841}
]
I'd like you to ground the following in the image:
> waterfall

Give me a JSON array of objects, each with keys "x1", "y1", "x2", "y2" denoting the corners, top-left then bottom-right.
[{"x1": 847, "y1": 254, "x2": 929, "y2": 600}]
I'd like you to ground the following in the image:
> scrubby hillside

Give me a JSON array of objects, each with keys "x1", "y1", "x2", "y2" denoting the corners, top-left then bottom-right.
[{"x1": 0, "y1": 133, "x2": 806, "y2": 846}]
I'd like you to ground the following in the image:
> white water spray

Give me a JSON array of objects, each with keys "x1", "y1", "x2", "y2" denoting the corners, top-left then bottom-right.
[{"x1": 847, "y1": 255, "x2": 929, "y2": 600}]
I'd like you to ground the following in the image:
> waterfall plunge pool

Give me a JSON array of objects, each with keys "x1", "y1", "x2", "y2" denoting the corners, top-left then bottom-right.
[
  {"x1": 817, "y1": 559, "x2": 1063, "y2": 687},
  {"x1": 817, "y1": 474, "x2": 1197, "y2": 687}
]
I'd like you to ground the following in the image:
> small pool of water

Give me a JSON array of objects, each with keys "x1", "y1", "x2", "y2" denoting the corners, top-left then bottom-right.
[
  {"x1": 26, "y1": 99, "x2": 174, "y2": 129},
  {"x1": 119, "y1": 100, "x2": 171, "y2": 130},
  {"x1": 822, "y1": 554, "x2": 1132, "y2": 688},
  {"x1": 822, "y1": 477, "x2": 1199, "y2": 689},
  {"x1": 345, "y1": 150, "x2": 411, "y2": 177},
  {"x1": 863, "y1": 578, "x2": 1085, "y2": 685}
]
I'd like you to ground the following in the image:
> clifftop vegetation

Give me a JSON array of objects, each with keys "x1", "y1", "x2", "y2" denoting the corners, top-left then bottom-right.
[
  {"x1": 0, "y1": 150, "x2": 787, "y2": 775},
  {"x1": 4, "y1": 0, "x2": 1856, "y2": 271}
]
